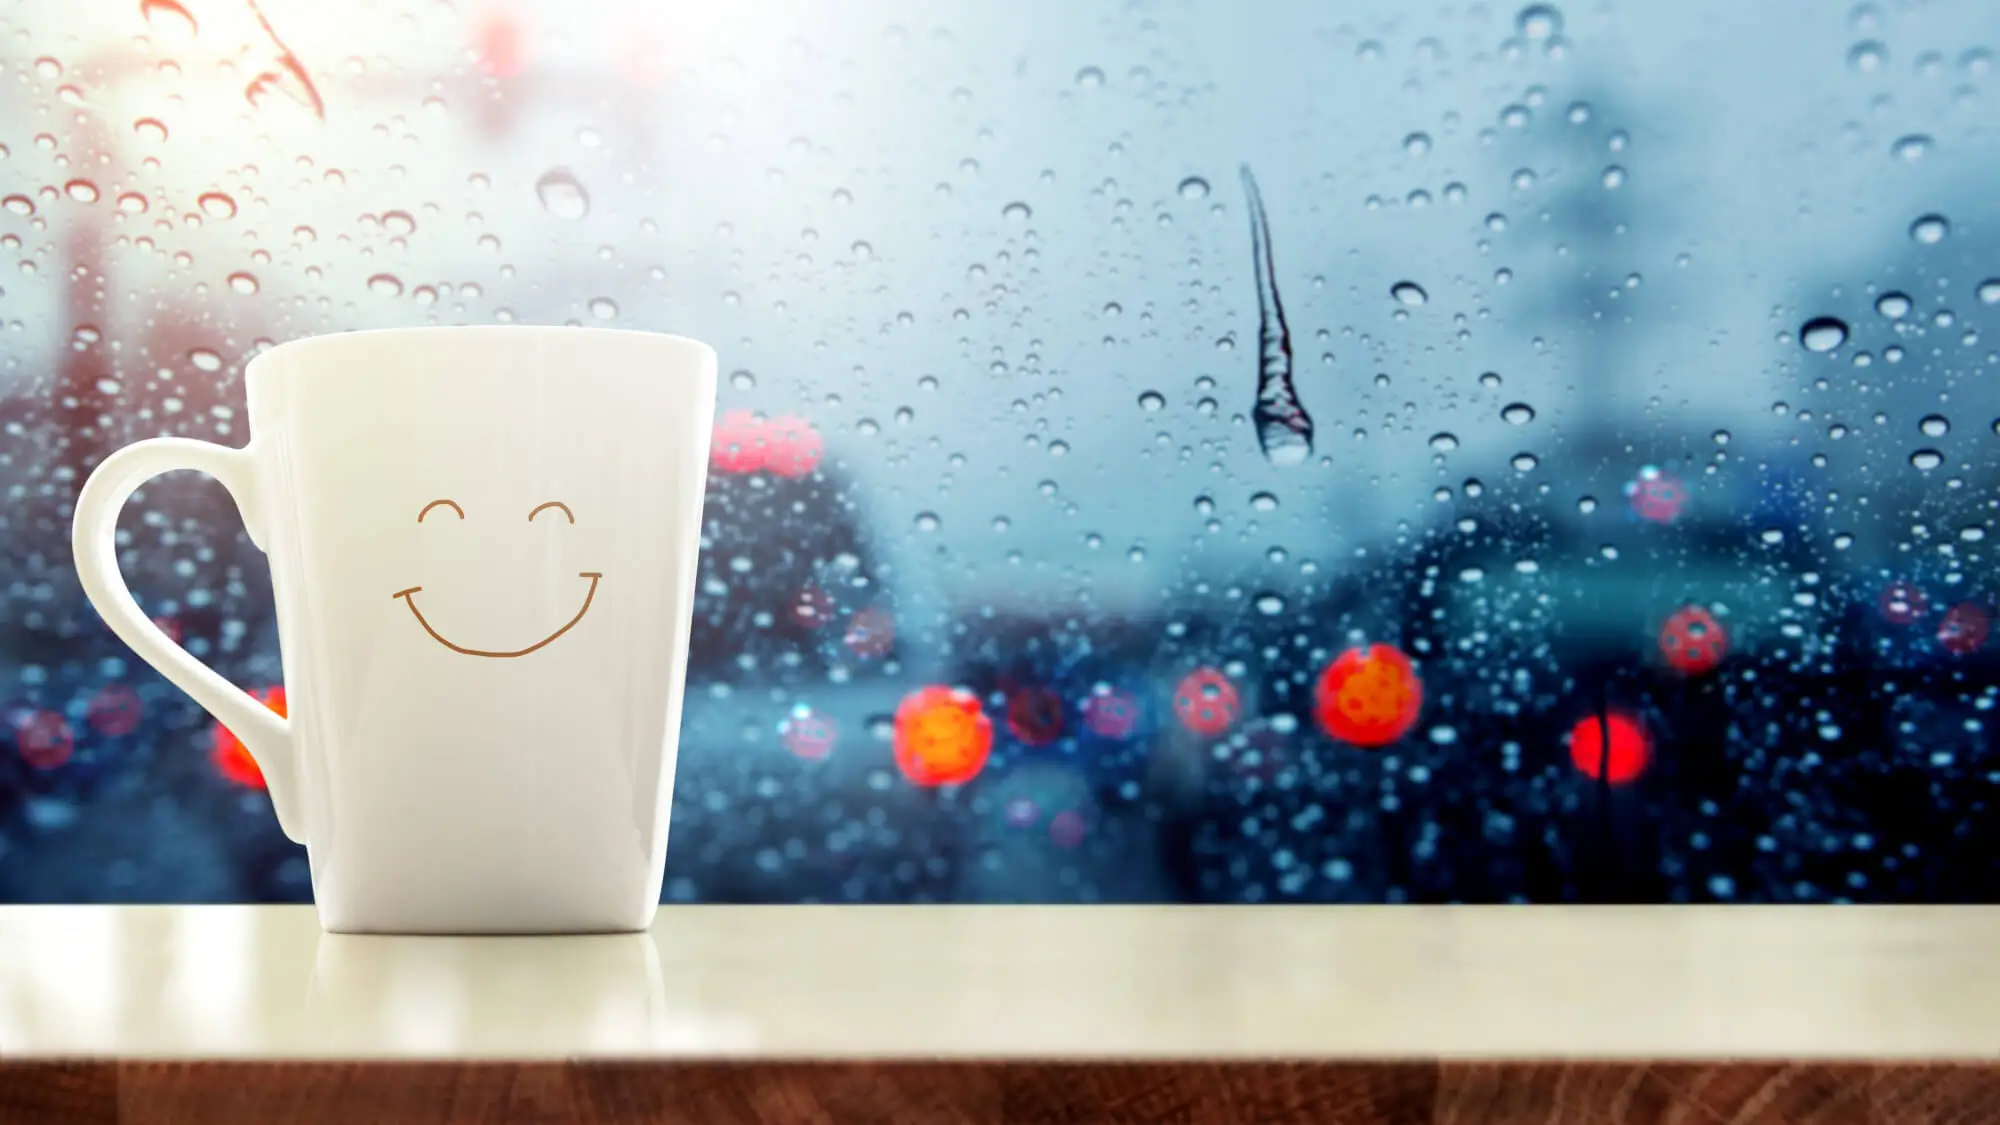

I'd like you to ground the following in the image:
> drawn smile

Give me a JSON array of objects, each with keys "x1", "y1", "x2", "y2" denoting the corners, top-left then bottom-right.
[{"x1": 392, "y1": 572, "x2": 602, "y2": 658}]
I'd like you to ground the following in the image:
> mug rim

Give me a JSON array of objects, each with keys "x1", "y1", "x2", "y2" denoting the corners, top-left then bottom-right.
[{"x1": 245, "y1": 325, "x2": 716, "y2": 385}]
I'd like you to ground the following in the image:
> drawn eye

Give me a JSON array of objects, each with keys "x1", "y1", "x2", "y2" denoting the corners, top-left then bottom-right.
[
  {"x1": 528, "y1": 501, "x2": 575, "y2": 524},
  {"x1": 418, "y1": 499, "x2": 465, "y2": 522}
]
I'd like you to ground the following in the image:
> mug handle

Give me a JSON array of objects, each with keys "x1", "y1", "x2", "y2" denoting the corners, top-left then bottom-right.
[{"x1": 70, "y1": 437, "x2": 305, "y2": 845}]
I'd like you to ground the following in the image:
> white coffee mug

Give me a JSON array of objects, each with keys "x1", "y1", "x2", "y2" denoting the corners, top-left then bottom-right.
[{"x1": 70, "y1": 326, "x2": 717, "y2": 934}]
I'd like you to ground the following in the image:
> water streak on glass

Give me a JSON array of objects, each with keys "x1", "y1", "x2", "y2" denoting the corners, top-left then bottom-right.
[{"x1": 1238, "y1": 164, "x2": 1314, "y2": 467}]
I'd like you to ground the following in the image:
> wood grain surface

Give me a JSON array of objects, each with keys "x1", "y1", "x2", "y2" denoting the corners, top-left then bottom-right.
[{"x1": 3, "y1": 1061, "x2": 1994, "y2": 1124}]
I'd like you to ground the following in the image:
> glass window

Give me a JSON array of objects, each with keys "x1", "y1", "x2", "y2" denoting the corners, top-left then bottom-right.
[{"x1": 2, "y1": 0, "x2": 1997, "y2": 903}]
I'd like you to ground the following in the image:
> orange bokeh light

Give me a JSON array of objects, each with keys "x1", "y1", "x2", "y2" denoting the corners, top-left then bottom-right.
[
  {"x1": 893, "y1": 685, "x2": 992, "y2": 787},
  {"x1": 212, "y1": 686, "x2": 285, "y2": 790},
  {"x1": 1314, "y1": 644, "x2": 1423, "y2": 748}
]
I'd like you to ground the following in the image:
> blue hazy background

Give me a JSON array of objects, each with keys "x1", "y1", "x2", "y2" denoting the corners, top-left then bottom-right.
[{"x1": 1, "y1": 0, "x2": 1997, "y2": 903}]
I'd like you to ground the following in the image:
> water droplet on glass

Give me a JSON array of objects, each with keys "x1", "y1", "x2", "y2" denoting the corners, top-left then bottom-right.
[
  {"x1": 1254, "y1": 593, "x2": 1286, "y2": 615},
  {"x1": 1404, "y1": 132, "x2": 1432, "y2": 156},
  {"x1": 1800, "y1": 316, "x2": 1849, "y2": 352},
  {"x1": 1977, "y1": 279, "x2": 2000, "y2": 305},
  {"x1": 1511, "y1": 452, "x2": 1540, "y2": 472},
  {"x1": 33, "y1": 56, "x2": 61, "y2": 78},
  {"x1": 1002, "y1": 201, "x2": 1032, "y2": 221},
  {"x1": 1177, "y1": 176, "x2": 1209, "y2": 201},
  {"x1": 140, "y1": 0, "x2": 198, "y2": 35},
  {"x1": 1877, "y1": 291, "x2": 1912, "y2": 318},
  {"x1": 380, "y1": 209, "x2": 415, "y2": 236},
  {"x1": 1391, "y1": 281, "x2": 1428, "y2": 307},
  {"x1": 63, "y1": 179, "x2": 98, "y2": 203},
  {"x1": 1074, "y1": 66, "x2": 1105, "y2": 88},
  {"x1": 1907, "y1": 448, "x2": 1943, "y2": 471},
  {"x1": 2, "y1": 193, "x2": 37, "y2": 216},
  {"x1": 1250, "y1": 491, "x2": 1279, "y2": 512},
  {"x1": 1501, "y1": 402, "x2": 1536, "y2": 425},
  {"x1": 116, "y1": 192, "x2": 147, "y2": 214},
  {"x1": 1240, "y1": 165, "x2": 1315, "y2": 468},
  {"x1": 1486, "y1": 212, "x2": 1508, "y2": 232},
  {"x1": 1578, "y1": 495, "x2": 1599, "y2": 514},
  {"x1": 197, "y1": 191, "x2": 237, "y2": 219},
  {"x1": 730, "y1": 369, "x2": 756, "y2": 390},
  {"x1": 1517, "y1": 4, "x2": 1563, "y2": 40},
  {"x1": 914, "y1": 511, "x2": 941, "y2": 531},
  {"x1": 188, "y1": 348, "x2": 222, "y2": 372},
  {"x1": 227, "y1": 271, "x2": 258, "y2": 295},
  {"x1": 1921, "y1": 414, "x2": 1950, "y2": 437},
  {"x1": 1601, "y1": 165, "x2": 1626, "y2": 189},
  {"x1": 1429, "y1": 432, "x2": 1460, "y2": 453},
  {"x1": 133, "y1": 117, "x2": 167, "y2": 142},
  {"x1": 1138, "y1": 391, "x2": 1164, "y2": 412},
  {"x1": 535, "y1": 168, "x2": 590, "y2": 219},
  {"x1": 1892, "y1": 134, "x2": 1933, "y2": 161},
  {"x1": 589, "y1": 296, "x2": 618, "y2": 319},
  {"x1": 367, "y1": 272, "x2": 404, "y2": 297},
  {"x1": 1910, "y1": 213, "x2": 1950, "y2": 244},
  {"x1": 1849, "y1": 40, "x2": 1887, "y2": 72},
  {"x1": 1479, "y1": 371, "x2": 1503, "y2": 388}
]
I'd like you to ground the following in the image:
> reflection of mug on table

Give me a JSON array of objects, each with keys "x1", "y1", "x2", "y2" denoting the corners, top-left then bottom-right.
[
  {"x1": 71, "y1": 327, "x2": 717, "y2": 934},
  {"x1": 305, "y1": 931, "x2": 670, "y2": 1055}
]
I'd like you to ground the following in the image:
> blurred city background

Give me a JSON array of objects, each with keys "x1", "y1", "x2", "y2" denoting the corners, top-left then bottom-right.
[{"x1": 1, "y1": 0, "x2": 1997, "y2": 903}]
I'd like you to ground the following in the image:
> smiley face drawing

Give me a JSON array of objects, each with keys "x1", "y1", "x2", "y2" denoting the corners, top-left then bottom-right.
[{"x1": 392, "y1": 498, "x2": 602, "y2": 658}]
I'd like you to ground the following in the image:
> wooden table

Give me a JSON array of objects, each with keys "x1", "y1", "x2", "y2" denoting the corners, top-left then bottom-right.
[{"x1": 2, "y1": 906, "x2": 1997, "y2": 1122}]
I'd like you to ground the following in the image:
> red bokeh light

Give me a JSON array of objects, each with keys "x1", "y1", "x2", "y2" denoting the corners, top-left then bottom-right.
[
  {"x1": 14, "y1": 710, "x2": 74, "y2": 771},
  {"x1": 1568, "y1": 710, "x2": 1650, "y2": 785},
  {"x1": 86, "y1": 684, "x2": 144, "y2": 737},
  {"x1": 1048, "y1": 809, "x2": 1087, "y2": 849},
  {"x1": 1880, "y1": 581, "x2": 1928, "y2": 626},
  {"x1": 709, "y1": 410, "x2": 771, "y2": 474},
  {"x1": 780, "y1": 709, "x2": 837, "y2": 761},
  {"x1": 1626, "y1": 468, "x2": 1687, "y2": 524},
  {"x1": 893, "y1": 685, "x2": 993, "y2": 787},
  {"x1": 1172, "y1": 668, "x2": 1241, "y2": 738},
  {"x1": 1659, "y1": 605, "x2": 1728, "y2": 677},
  {"x1": 212, "y1": 686, "x2": 285, "y2": 790},
  {"x1": 789, "y1": 584, "x2": 836, "y2": 630},
  {"x1": 470, "y1": 8, "x2": 529, "y2": 79},
  {"x1": 1939, "y1": 602, "x2": 1990, "y2": 656},
  {"x1": 764, "y1": 415, "x2": 824, "y2": 479},
  {"x1": 1004, "y1": 685, "x2": 1065, "y2": 746},
  {"x1": 1314, "y1": 644, "x2": 1423, "y2": 748},
  {"x1": 1081, "y1": 686, "x2": 1139, "y2": 740},
  {"x1": 842, "y1": 606, "x2": 895, "y2": 660}
]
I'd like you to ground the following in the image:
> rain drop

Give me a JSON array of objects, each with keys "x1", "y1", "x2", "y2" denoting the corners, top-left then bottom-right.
[
  {"x1": 1250, "y1": 492, "x2": 1279, "y2": 512},
  {"x1": 1074, "y1": 66, "x2": 1105, "y2": 88},
  {"x1": 1877, "y1": 291, "x2": 1912, "y2": 318},
  {"x1": 1177, "y1": 176, "x2": 1210, "y2": 200},
  {"x1": 1910, "y1": 449, "x2": 1943, "y2": 471},
  {"x1": 1138, "y1": 391, "x2": 1165, "y2": 411},
  {"x1": 1600, "y1": 165, "x2": 1626, "y2": 189},
  {"x1": 1479, "y1": 371, "x2": 1503, "y2": 388},
  {"x1": 1516, "y1": 4, "x2": 1563, "y2": 40},
  {"x1": 133, "y1": 118, "x2": 168, "y2": 142},
  {"x1": 1848, "y1": 41, "x2": 1887, "y2": 72},
  {"x1": 1391, "y1": 281, "x2": 1428, "y2": 307},
  {"x1": 1404, "y1": 132, "x2": 1433, "y2": 156},
  {"x1": 1800, "y1": 316, "x2": 1849, "y2": 353},
  {"x1": 197, "y1": 191, "x2": 237, "y2": 219},
  {"x1": 1254, "y1": 593, "x2": 1286, "y2": 616},
  {"x1": 1511, "y1": 452, "x2": 1540, "y2": 472},
  {"x1": 1002, "y1": 201, "x2": 1032, "y2": 221},
  {"x1": 226, "y1": 271, "x2": 258, "y2": 295},
  {"x1": 1910, "y1": 213, "x2": 1950, "y2": 244},
  {"x1": 730, "y1": 370, "x2": 756, "y2": 390},
  {"x1": 64, "y1": 179, "x2": 98, "y2": 203},
  {"x1": 1501, "y1": 402, "x2": 1536, "y2": 425},
  {"x1": 1429, "y1": 432, "x2": 1460, "y2": 453},
  {"x1": 380, "y1": 209, "x2": 416, "y2": 236},
  {"x1": 367, "y1": 273, "x2": 404, "y2": 297},
  {"x1": 589, "y1": 296, "x2": 618, "y2": 319},
  {"x1": 116, "y1": 192, "x2": 147, "y2": 214},
  {"x1": 535, "y1": 168, "x2": 590, "y2": 219},
  {"x1": 1977, "y1": 279, "x2": 2000, "y2": 305},
  {"x1": 140, "y1": 0, "x2": 198, "y2": 35},
  {"x1": 188, "y1": 348, "x2": 222, "y2": 372},
  {"x1": 1892, "y1": 134, "x2": 1933, "y2": 161},
  {"x1": 914, "y1": 511, "x2": 941, "y2": 531},
  {"x1": 1921, "y1": 415, "x2": 1950, "y2": 437}
]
